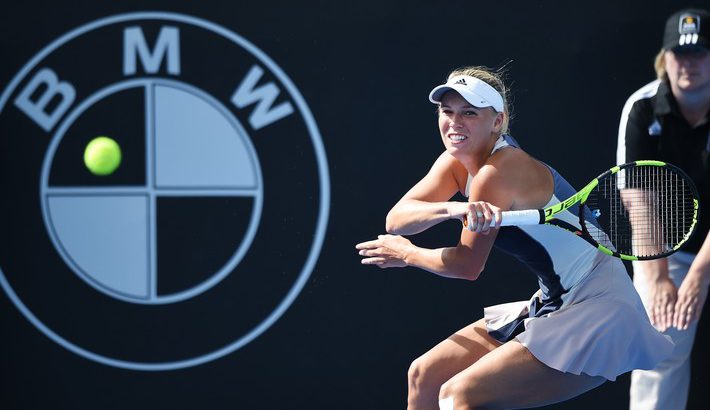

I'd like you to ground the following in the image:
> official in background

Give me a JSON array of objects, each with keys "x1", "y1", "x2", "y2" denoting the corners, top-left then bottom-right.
[{"x1": 616, "y1": 8, "x2": 710, "y2": 410}]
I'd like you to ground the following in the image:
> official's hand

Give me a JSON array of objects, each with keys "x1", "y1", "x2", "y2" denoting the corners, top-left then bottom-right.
[
  {"x1": 647, "y1": 277, "x2": 678, "y2": 332},
  {"x1": 356, "y1": 234, "x2": 413, "y2": 268},
  {"x1": 672, "y1": 275, "x2": 708, "y2": 330}
]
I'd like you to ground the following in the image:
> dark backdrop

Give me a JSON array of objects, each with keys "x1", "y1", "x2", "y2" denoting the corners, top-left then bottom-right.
[{"x1": 1, "y1": 1, "x2": 708, "y2": 409}]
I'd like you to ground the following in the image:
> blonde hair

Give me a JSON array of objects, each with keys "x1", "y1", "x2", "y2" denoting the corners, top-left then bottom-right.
[
  {"x1": 654, "y1": 49, "x2": 668, "y2": 80},
  {"x1": 445, "y1": 66, "x2": 512, "y2": 135}
]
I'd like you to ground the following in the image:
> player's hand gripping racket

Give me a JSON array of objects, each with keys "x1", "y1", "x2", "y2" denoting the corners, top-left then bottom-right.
[{"x1": 464, "y1": 160, "x2": 699, "y2": 260}]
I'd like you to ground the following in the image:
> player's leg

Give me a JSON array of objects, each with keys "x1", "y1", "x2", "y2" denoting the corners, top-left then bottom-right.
[
  {"x1": 408, "y1": 318, "x2": 501, "y2": 410},
  {"x1": 438, "y1": 340, "x2": 606, "y2": 409}
]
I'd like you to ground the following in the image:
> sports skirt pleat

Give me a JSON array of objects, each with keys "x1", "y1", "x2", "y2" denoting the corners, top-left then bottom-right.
[{"x1": 483, "y1": 256, "x2": 674, "y2": 381}]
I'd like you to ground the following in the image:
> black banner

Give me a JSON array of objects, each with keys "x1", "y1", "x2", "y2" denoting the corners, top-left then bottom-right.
[{"x1": 1, "y1": 1, "x2": 707, "y2": 409}]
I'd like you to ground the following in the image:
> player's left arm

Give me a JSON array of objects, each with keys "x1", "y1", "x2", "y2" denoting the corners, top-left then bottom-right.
[{"x1": 436, "y1": 159, "x2": 517, "y2": 278}]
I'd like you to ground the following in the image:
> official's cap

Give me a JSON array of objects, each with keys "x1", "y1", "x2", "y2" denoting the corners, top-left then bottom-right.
[{"x1": 663, "y1": 9, "x2": 709, "y2": 51}]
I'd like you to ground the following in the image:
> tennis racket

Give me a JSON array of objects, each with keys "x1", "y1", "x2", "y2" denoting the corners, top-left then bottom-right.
[{"x1": 464, "y1": 160, "x2": 700, "y2": 260}]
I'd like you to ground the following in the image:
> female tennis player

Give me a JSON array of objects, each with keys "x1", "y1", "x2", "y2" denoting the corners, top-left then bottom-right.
[{"x1": 356, "y1": 66, "x2": 674, "y2": 409}]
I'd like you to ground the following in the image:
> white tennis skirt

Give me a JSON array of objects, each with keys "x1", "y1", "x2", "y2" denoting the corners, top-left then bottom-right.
[{"x1": 483, "y1": 256, "x2": 674, "y2": 381}]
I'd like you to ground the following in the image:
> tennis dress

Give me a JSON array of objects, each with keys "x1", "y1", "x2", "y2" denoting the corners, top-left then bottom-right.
[{"x1": 467, "y1": 135, "x2": 674, "y2": 381}]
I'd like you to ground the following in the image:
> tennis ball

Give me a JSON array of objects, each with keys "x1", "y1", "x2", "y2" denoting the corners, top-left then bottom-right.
[{"x1": 84, "y1": 136, "x2": 122, "y2": 176}]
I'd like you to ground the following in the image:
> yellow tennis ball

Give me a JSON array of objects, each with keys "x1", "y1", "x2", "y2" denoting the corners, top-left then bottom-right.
[{"x1": 84, "y1": 136, "x2": 122, "y2": 176}]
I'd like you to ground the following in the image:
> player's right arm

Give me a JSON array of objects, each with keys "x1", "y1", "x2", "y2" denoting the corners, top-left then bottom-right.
[{"x1": 385, "y1": 151, "x2": 470, "y2": 235}]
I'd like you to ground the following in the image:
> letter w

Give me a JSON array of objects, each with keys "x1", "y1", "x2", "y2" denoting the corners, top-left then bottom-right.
[{"x1": 231, "y1": 65, "x2": 294, "y2": 130}]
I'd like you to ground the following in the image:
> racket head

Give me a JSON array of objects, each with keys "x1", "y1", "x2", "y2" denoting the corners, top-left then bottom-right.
[{"x1": 579, "y1": 160, "x2": 699, "y2": 260}]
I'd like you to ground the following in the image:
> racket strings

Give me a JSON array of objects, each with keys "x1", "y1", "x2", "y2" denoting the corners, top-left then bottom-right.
[{"x1": 583, "y1": 165, "x2": 696, "y2": 258}]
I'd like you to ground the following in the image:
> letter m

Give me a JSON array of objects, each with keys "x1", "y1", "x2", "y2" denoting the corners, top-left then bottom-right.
[{"x1": 123, "y1": 26, "x2": 180, "y2": 75}]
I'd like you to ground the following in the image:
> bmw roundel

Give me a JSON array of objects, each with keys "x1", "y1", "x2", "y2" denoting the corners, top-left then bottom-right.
[{"x1": 0, "y1": 12, "x2": 329, "y2": 370}]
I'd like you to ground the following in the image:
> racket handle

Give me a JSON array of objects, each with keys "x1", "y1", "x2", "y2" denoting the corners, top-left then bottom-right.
[{"x1": 491, "y1": 209, "x2": 544, "y2": 227}]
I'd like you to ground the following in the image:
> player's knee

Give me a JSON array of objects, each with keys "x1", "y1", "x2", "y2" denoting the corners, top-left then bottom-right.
[
  {"x1": 439, "y1": 378, "x2": 471, "y2": 409},
  {"x1": 408, "y1": 355, "x2": 442, "y2": 393},
  {"x1": 439, "y1": 377, "x2": 488, "y2": 410},
  {"x1": 407, "y1": 356, "x2": 427, "y2": 388}
]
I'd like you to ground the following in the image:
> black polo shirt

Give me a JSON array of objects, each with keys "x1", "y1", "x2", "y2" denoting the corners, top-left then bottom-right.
[{"x1": 618, "y1": 79, "x2": 710, "y2": 254}]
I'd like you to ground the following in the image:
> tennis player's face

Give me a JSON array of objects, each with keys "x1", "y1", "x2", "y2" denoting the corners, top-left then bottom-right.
[
  {"x1": 665, "y1": 48, "x2": 710, "y2": 92},
  {"x1": 438, "y1": 91, "x2": 499, "y2": 156}
]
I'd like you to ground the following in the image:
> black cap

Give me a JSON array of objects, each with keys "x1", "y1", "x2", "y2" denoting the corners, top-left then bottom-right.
[{"x1": 663, "y1": 8, "x2": 709, "y2": 51}]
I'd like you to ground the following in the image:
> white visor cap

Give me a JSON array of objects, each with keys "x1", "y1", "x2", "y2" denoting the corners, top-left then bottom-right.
[{"x1": 429, "y1": 75, "x2": 504, "y2": 113}]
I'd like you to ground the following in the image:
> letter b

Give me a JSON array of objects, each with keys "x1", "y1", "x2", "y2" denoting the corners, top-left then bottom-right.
[{"x1": 14, "y1": 68, "x2": 76, "y2": 132}]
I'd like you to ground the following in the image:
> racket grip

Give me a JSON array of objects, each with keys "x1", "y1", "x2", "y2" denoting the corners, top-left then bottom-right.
[{"x1": 491, "y1": 209, "x2": 544, "y2": 227}]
